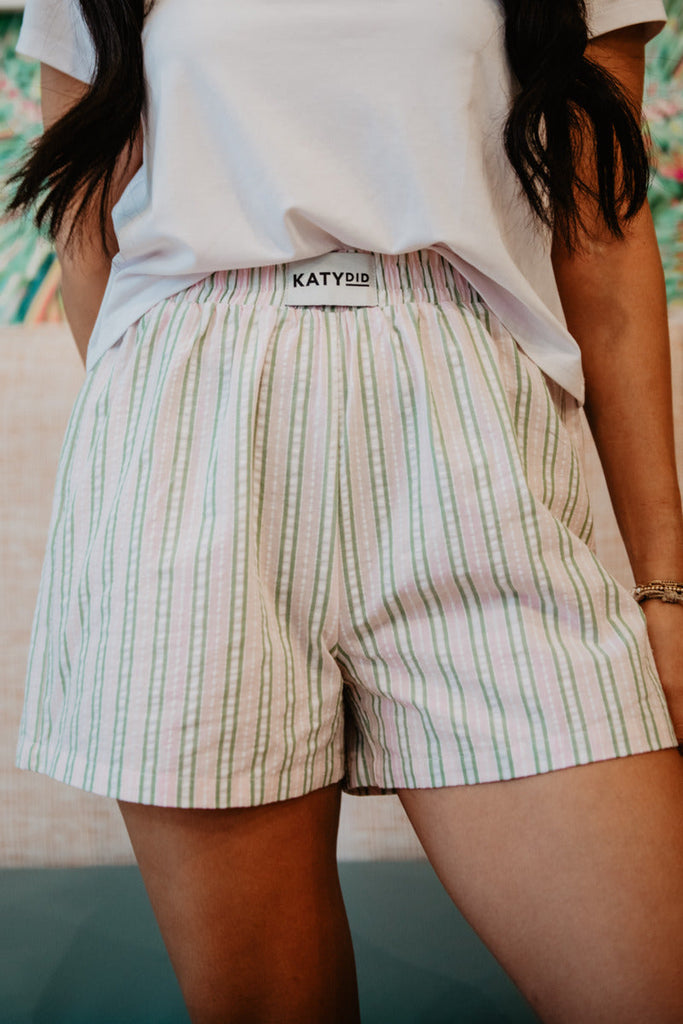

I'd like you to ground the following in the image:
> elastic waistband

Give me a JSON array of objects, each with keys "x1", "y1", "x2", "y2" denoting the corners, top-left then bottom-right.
[{"x1": 181, "y1": 248, "x2": 483, "y2": 309}]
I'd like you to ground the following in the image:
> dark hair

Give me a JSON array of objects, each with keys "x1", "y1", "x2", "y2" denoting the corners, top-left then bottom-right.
[
  {"x1": 4, "y1": 0, "x2": 154, "y2": 260},
  {"x1": 501, "y1": 0, "x2": 652, "y2": 251},
  {"x1": 4, "y1": 0, "x2": 653, "y2": 258}
]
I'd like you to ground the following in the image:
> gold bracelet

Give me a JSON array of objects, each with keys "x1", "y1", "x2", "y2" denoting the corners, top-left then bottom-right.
[{"x1": 632, "y1": 580, "x2": 683, "y2": 605}]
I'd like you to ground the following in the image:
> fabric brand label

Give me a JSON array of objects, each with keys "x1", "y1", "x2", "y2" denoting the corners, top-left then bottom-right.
[{"x1": 283, "y1": 251, "x2": 378, "y2": 307}]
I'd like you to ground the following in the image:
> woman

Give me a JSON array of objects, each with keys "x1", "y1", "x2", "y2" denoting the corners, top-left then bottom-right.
[{"x1": 6, "y1": 1, "x2": 683, "y2": 1021}]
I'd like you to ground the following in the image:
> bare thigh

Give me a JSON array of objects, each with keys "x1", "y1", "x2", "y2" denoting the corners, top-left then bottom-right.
[
  {"x1": 398, "y1": 748, "x2": 683, "y2": 1024},
  {"x1": 117, "y1": 782, "x2": 360, "y2": 1024}
]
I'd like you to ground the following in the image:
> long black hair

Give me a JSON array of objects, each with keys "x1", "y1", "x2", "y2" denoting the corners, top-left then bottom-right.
[{"x1": 3, "y1": 0, "x2": 653, "y2": 259}]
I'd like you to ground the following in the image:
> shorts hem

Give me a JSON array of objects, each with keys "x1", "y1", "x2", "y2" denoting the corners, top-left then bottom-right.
[
  {"x1": 342, "y1": 731, "x2": 681, "y2": 795},
  {"x1": 14, "y1": 739, "x2": 347, "y2": 810}
]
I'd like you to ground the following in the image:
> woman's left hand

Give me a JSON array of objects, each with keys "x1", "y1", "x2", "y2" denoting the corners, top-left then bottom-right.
[{"x1": 641, "y1": 600, "x2": 683, "y2": 742}]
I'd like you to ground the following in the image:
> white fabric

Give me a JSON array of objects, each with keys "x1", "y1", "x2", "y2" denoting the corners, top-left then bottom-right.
[{"x1": 15, "y1": 0, "x2": 668, "y2": 403}]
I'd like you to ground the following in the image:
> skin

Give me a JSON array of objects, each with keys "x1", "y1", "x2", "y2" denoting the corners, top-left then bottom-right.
[{"x1": 42, "y1": 20, "x2": 683, "y2": 1024}]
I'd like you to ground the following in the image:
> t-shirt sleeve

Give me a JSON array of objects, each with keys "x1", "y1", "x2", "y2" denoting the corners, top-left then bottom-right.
[
  {"x1": 14, "y1": 0, "x2": 97, "y2": 84},
  {"x1": 585, "y1": 0, "x2": 668, "y2": 42}
]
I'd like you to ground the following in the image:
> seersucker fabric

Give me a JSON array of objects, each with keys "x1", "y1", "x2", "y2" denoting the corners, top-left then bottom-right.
[{"x1": 15, "y1": 249, "x2": 679, "y2": 807}]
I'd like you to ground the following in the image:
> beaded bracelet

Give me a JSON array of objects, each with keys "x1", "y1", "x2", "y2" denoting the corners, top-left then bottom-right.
[
  {"x1": 631, "y1": 584, "x2": 683, "y2": 753},
  {"x1": 631, "y1": 580, "x2": 683, "y2": 605}
]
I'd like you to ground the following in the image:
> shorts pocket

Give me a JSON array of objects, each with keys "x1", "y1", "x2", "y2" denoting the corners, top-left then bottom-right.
[{"x1": 502, "y1": 336, "x2": 597, "y2": 553}]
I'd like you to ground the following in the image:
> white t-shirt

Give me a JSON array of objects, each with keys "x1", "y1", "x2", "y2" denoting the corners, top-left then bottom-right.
[{"x1": 15, "y1": 0, "x2": 667, "y2": 402}]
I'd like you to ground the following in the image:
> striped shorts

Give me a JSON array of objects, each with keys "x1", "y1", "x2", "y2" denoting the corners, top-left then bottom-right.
[{"x1": 16, "y1": 249, "x2": 678, "y2": 808}]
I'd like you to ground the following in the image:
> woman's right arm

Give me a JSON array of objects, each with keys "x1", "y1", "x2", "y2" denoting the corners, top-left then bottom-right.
[{"x1": 40, "y1": 62, "x2": 143, "y2": 366}]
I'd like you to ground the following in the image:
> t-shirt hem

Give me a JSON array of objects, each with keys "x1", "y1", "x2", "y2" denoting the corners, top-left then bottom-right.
[
  {"x1": 587, "y1": 0, "x2": 667, "y2": 42},
  {"x1": 84, "y1": 268, "x2": 210, "y2": 374}
]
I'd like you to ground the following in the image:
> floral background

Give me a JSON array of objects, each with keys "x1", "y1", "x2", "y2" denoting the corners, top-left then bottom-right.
[{"x1": 0, "y1": 1, "x2": 682, "y2": 325}]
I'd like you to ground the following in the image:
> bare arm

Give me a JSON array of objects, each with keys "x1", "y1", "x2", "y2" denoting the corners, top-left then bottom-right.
[
  {"x1": 40, "y1": 63, "x2": 143, "y2": 366},
  {"x1": 550, "y1": 24, "x2": 683, "y2": 585}
]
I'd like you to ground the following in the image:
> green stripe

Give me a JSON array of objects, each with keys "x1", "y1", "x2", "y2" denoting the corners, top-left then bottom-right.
[
  {"x1": 62, "y1": 368, "x2": 118, "y2": 783},
  {"x1": 149, "y1": 317, "x2": 208, "y2": 790},
  {"x1": 87, "y1": 329, "x2": 158, "y2": 792},
  {"x1": 300, "y1": 311, "x2": 340, "y2": 792},
  {"x1": 272, "y1": 312, "x2": 317, "y2": 799},
  {"x1": 32, "y1": 369, "x2": 99, "y2": 770},
  {"x1": 75, "y1": 370, "x2": 119, "y2": 784},
  {"x1": 541, "y1": 384, "x2": 560, "y2": 510},
  {"x1": 351, "y1": 309, "x2": 419, "y2": 786},
  {"x1": 176, "y1": 311, "x2": 231, "y2": 804},
  {"x1": 108, "y1": 308, "x2": 181, "y2": 798},
  {"x1": 218, "y1": 304, "x2": 276, "y2": 804},
  {"x1": 248, "y1": 315, "x2": 280, "y2": 804},
  {"x1": 385, "y1": 302, "x2": 459, "y2": 785},
  {"x1": 336, "y1": 322, "x2": 397, "y2": 789},
  {"x1": 133, "y1": 301, "x2": 197, "y2": 798}
]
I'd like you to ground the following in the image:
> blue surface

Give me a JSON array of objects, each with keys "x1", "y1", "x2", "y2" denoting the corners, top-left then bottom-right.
[{"x1": 0, "y1": 862, "x2": 540, "y2": 1023}]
